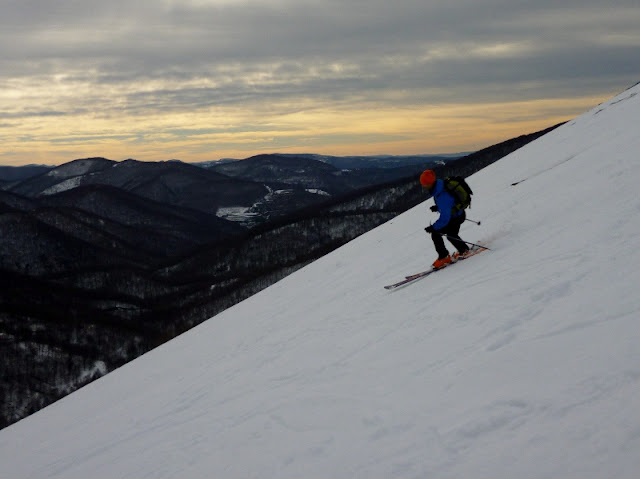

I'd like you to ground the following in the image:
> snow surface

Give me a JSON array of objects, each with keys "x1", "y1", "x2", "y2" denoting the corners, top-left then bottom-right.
[
  {"x1": 2, "y1": 84, "x2": 640, "y2": 478},
  {"x1": 40, "y1": 176, "x2": 82, "y2": 196},
  {"x1": 305, "y1": 188, "x2": 331, "y2": 196},
  {"x1": 216, "y1": 205, "x2": 257, "y2": 222}
]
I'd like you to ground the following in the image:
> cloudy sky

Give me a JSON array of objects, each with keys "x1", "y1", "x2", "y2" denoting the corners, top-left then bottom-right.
[{"x1": 1, "y1": 0, "x2": 639, "y2": 166}]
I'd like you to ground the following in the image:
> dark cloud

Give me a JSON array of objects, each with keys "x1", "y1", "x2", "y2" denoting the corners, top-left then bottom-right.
[{"x1": 0, "y1": 0, "x2": 638, "y2": 157}]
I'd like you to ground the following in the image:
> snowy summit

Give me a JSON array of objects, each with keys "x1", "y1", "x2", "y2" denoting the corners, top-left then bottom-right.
[{"x1": 2, "y1": 83, "x2": 640, "y2": 478}]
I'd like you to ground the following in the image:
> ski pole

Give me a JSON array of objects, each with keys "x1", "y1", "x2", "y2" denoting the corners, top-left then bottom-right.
[
  {"x1": 442, "y1": 233, "x2": 491, "y2": 251},
  {"x1": 465, "y1": 218, "x2": 481, "y2": 225}
]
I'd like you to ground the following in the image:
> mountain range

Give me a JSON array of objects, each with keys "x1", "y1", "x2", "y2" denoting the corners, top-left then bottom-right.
[
  {"x1": 1, "y1": 153, "x2": 461, "y2": 227},
  {"x1": 1, "y1": 83, "x2": 639, "y2": 478},
  {"x1": 0, "y1": 126, "x2": 557, "y2": 429}
]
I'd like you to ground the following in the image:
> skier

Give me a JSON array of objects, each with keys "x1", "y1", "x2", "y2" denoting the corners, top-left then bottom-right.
[{"x1": 420, "y1": 169, "x2": 470, "y2": 268}]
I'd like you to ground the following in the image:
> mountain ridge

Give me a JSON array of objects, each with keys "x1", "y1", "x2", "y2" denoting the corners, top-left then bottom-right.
[
  {"x1": 4, "y1": 155, "x2": 459, "y2": 226},
  {"x1": 0, "y1": 123, "x2": 561, "y2": 430}
]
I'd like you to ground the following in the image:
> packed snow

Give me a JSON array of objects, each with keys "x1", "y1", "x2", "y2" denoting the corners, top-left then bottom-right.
[{"x1": 1, "y1": 83, "x2": 640, "y2": 478}]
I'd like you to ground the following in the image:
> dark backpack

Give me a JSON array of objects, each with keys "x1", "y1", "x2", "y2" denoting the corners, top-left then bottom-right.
[{"x1": 444, "y1": 176, "x2": 473, "y2": 214}]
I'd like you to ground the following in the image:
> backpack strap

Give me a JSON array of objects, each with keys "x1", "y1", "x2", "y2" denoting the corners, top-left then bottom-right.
[{"x1": 444, "y1": 177, "x2": 472, "y2": 214}]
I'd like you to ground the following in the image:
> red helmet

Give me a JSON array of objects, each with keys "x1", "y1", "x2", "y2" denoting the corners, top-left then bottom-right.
[{"x1": 419, "y1": 170, "x2": 436, "y2": 187}]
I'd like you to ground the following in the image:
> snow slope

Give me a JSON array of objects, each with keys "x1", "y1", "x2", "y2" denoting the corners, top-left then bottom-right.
[{"x1": 2, "y1": 83, "x2": 640, "y2": 478}]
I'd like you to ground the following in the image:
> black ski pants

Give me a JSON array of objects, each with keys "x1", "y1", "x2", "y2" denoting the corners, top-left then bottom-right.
[{"x1": 431, "y1": 211, "x2": 468, "y2": 259}]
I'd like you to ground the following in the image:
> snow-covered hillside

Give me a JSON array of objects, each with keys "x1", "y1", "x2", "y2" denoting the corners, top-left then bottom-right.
[{"x1": 2, "y1": 83, "x2": 640, "y2": 478}]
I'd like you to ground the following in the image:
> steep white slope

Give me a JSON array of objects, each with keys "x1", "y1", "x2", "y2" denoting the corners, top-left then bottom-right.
[{"x1": 1, "y1": 83, "x2": 640, "y2": 478}]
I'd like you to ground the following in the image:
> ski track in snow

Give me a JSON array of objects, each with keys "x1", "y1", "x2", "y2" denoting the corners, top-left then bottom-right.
[{"x1": 2, "y1": 84, "x2": 640, "y2": 478}]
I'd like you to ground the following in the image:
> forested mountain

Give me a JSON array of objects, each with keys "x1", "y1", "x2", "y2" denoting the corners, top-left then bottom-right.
[
  {"x1": 7, "y1": 158, "x2": 268, "y2": 219},
  {"x1": 0, "y1": 165, "x2": 54, "y2": 186},
  {"x1": 0, "y1": 124, "x2": 558, "y2": 428},
  {"x1": 3, "y1": 155, "x2": 457, "y2": 227}
]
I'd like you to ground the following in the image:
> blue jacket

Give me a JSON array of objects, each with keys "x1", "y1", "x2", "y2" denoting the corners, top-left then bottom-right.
[{"x1": 430, "y1": 179, "x2": 463, "y2": 230}]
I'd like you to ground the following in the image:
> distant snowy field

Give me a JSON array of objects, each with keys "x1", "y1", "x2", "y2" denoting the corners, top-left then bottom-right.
[
  {"x1": 1, "y1": 83, "x2": 640, "y2": 478},
  {"x1": 216, "y1": 187, "x2": 330, "y2": 223}
]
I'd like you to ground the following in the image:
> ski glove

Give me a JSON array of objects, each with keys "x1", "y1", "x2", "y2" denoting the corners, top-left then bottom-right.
[
  {"x1": 430, "y1": 205, "x2": 438, "y2": 212},
  {"x1": 425, "y1": 225, "x2": 435, "y2": 233}
]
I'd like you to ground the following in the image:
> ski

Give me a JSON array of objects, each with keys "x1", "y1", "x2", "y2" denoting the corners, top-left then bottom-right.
[
  {"x1": 384, "y1": 267, "x2": 440, "y2": 290},
  {"x1": 385, "y1": 246, "x2": 487, "y2": 290},
  {"x1": 404, "y1": 245, "x2": 486, "y2": 278}
]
